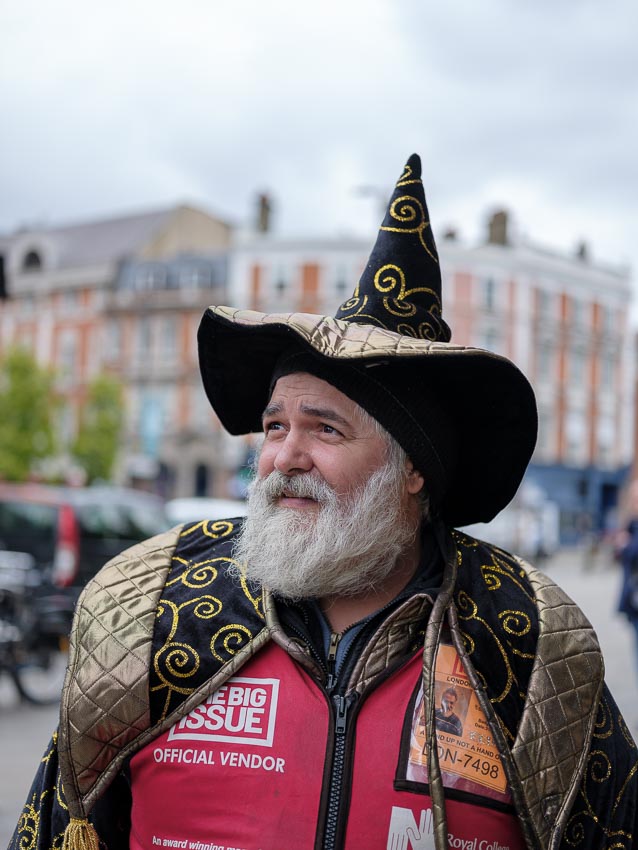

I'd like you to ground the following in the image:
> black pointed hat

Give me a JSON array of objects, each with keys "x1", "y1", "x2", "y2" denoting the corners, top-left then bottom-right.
[
  {"x1": 335, "y1": 153, "x2": 451, "y2": 342},
  {"x1": 198, "y1": 155, "x2": 537, "y2": 527}
]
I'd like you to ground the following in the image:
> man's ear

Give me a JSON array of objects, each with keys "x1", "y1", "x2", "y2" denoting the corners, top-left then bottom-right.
[{"x1": 406, "y1": 460, "x2": 425, "y2": 495}]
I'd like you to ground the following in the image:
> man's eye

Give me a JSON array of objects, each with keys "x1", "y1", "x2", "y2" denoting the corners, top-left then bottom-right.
[
  {"x1": 321, "y1": 424, "x2": 339, "y2": 435},
  {"x1": 264, "y1": 422, "x2": 283, "y2": 433}
]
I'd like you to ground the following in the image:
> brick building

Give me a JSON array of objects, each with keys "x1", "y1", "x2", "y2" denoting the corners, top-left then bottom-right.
[{"x1": 0, "y1": 205, "x2": 242, "y2": 497}]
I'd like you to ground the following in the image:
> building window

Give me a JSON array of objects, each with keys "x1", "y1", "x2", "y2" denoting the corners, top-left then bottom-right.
[
  {"x1": 158, "y1": 316, "x2": 178, "y2": 362},
  {"x1": 597, "y1": 415, "x2": 614, "y2": 465},
  {"x1": 272, "y1": 265, "x2": 289, "y2": 306},
  {"x1": 569, "y1": 346, "x2": 587, "y2": 385},
  {"x1": 335, "y1": 265, "x2": 349, "y2": 297},
  {"x1": 536, "y1": 406, "x2": 553, "y2": 457},
  {"x1": 136, "y1": 265, "x2": 166, "y2": 291},
  {"x1": 483, "y1": 277, "x2": 496, "y2": 311},
  {"x1": 136, "y1": 317, "x2": 151, "y2": 363},
  {"x1": 58, "y1": 329, "x2": 77, "y2": 385},
  {"x1": 180, "y1": 265, "x2": 212, "y2": 289},
  {"x1": 570, "y1": 298, "x2": 590, "y2": 328},
  {"x1": 481, "y1": 329, "x2": 500, "y2": 353},
  {"x1": 600, "y1": 352, "x2": 616, "y2": 390},
  {"x1": 20, "y1": 295, "x2": 35, "y2": 317},
  {"x1": 22, "y1": 250, "x2": 42, "y2": 271},
  {"x1": 565, "y1": 410, "x2": 586, "y2": 465},
  {"x1": 537, "y1": 289, "x2": 551, "y2": 318},
  {"x1": 62, "y1": 289, "x2": 78, "y2": 313},
  {"x1": 105, "y1": 319, "x2": 121, "y2": 363},
  {"x1": 537, "y1": 344, "x2": 554, "y2": 382}
]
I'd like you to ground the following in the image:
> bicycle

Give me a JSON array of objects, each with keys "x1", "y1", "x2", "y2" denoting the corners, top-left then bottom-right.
[{"x1": 0, "y1": 551, "x2": 68, "y2": 705}]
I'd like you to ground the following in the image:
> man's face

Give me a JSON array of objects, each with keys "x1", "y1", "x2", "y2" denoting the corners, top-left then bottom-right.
[
  {"x1": 441, "y1": 693, "x2": 457, "y2": 715},
  {"x1": 232, "y1": 371, "x2": 425, "y2": 601},
  {"x1": 258, "y1": 372, "x2": 407, "y2": 507}
]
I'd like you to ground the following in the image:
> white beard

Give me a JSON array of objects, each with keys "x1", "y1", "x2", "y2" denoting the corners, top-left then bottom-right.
[{"x1": 231, "y1": 458, "x2": 420, "y2": 601}]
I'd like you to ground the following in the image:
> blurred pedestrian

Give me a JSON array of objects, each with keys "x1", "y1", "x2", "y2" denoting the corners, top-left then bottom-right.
[{"x1": 617, "y1": 480, "x2": 638, "y2": 664}]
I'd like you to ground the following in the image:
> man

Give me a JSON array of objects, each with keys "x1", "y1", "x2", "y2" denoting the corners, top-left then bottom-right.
[
  {"x1": 434, "y1": 688, "x2": 463, "y2": 737},
  {"x1": 11, "y1": 155, "x2": 637, "y2": 850}
]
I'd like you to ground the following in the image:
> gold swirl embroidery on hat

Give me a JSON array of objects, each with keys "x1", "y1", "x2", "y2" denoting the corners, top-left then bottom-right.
[
  {"x1": 381, "y1": 196, "x2": 438, "y2": 263},
  {"x1": 396, "y1": 163, "x2": 422, "y2": 187},
  {"x1": 338, "y1": 291, "x2": 369, "y2": 316},
  {"x1": 373, "y1": 263, "x2": 442, "y2": 320},
  {"x1": 337, "y1": 292, "x2": 390, "y2": 328},
  {"x1": 396, "y1": 322, "x2": 438, "y2": 340}
]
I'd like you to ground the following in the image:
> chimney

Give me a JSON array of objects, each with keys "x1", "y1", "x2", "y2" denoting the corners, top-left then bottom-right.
[
  {"x1": 256, "y1": 193, "x2": 272, "y2": 233},
  {"x1": 576, "y1": 240, "x2": 589, "y2": 262},
  {"x1": 487, "y1": 210, "x2": 509, "y2": 246}
]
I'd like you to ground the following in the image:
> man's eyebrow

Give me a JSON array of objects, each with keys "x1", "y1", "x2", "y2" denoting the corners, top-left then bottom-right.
[
  {"x1": 261, "y1": 402, "x2": 350, "y2": 428},
  {"x1": 300, "y1": 405, "x2": 350, "y2": 427},
  {"x1": 262, "y1": 401, "x2": 283, "y2": 420}
]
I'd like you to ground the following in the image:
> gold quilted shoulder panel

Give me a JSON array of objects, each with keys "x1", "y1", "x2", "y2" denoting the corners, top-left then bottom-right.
[
  {"x1": 512, "y1": 560, "x2": 604, "y2": 848},
  {"x1": 57, "y1": 527, "x2": 181, "y2": 817}
]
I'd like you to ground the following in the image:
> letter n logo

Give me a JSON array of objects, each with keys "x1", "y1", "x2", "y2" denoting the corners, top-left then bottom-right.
[{"x1": 386, "y1": 806, "x2": 434, "y2": 850}]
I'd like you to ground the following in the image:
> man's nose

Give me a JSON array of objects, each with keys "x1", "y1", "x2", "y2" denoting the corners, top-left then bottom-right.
[{"x1": 273, "y1": 431, "x2": 313, "y2": 475}]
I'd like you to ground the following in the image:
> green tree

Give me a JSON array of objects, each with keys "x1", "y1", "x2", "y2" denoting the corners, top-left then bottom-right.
[
  {"x1": 72, "y1": 375, "x2": 124, "y2": 483},
  {"x1": 0, "y1": 347, "x2": 58, "y2": 481}
]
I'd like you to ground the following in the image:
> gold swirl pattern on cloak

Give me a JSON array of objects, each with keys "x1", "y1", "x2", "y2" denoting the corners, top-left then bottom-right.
[
  {"x1": 41, "y1": 731, "x2": 57, "y2": 768},
  {"x1": 458, "y1": 630, "x2": 475, "y2": 657},
  {"x1": 157, "y1": 595, "x2": 224, "y2": 644},
  {"x1": 154, "y1": 642, "x2": 200, "y2": 690},
  {"x1": 619, "y1": 714, "x2": 636, "y2": 747},
  {"x1": 588, "y1": 750, "x2": 612, "y2": 783},
  {"x1": 498, "y1": 609, "x2": 533, "y2": 641},
  {"x1": 165, "y1": 558, "x2": 224, "y2": 590},
  {"x1": 179, "y1": 519, "x2": 236, "y2": 540},
  {"x1": 211, "y1": 623, "x2": 253, "y2": 663},
  {"x1": 592, "y1": 695, "x2": 614, "y2": 739},
  {"x1": 380, "y1": 196, "x2": 438, "y2": 263},
  {"x1": 55, "y1": 770, "x2": 67, "y2": 810},
  {"x1": 455, "y1": 589, "x2": 516, "y2": 705},
  {"x1": 563, "y1": 814, "x2": 586, "y2": 847},
  {"x1": 612, "y1": 761, "x2": 638, "y2": 824},
  {"x1": 15, "y1": 797, "x2": 40, "y2": 850},
  {"x1": 452, "y1": 531, "x2": 481, "y2": 550},
  {"x1": 479, "y1": 559, "x2": 536, "y2": 604},
  {"x1": 237, "y1": 569, "x2": 264, "y2": 618}
]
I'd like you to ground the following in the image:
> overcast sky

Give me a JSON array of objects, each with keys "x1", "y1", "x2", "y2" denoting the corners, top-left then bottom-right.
[{"x1": 2, "y1": 0, "x2": 637, "y2": 286}]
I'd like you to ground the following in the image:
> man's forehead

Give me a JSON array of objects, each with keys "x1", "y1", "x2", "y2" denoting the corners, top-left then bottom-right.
[{"x1": 267, "y1": 371, "x2": 362, "y2": 416}]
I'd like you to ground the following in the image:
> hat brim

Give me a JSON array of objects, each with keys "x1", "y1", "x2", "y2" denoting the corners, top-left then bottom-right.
[{"x1": 198, "y1": 306, "x2": 537, "y2": 527}]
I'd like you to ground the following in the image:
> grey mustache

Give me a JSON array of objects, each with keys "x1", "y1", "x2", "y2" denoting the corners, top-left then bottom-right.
[{"x1": 258, "y1": 471, "x2": 334, "y2": 502}]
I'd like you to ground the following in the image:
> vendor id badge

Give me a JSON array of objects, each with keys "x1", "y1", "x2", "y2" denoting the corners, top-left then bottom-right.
[{"x1": 401, "y1": 642, "x2": 511, "y2": 804}]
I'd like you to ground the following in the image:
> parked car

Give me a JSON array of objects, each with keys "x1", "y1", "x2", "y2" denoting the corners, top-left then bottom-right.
[
  {"x1": 165, "y1": 497, "x2": 247, "y2": 526},
  {"x1": 0, "y1": 483, "x2": 169, "y2": 638}
]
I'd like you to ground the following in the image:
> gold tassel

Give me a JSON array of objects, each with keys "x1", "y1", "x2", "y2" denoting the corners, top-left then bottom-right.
[{"x1": 62, "y1": 817, "x2": 100, "y2": 850}]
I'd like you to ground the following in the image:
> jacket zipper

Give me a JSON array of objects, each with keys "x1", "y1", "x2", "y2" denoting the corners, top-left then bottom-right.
[{"x1": 323, "y1": 691, "x2": 356, "y2": 850}]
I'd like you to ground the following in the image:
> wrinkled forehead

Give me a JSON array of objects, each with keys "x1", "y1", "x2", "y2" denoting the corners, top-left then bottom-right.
[{"x1": 267, "y1": 371, "x2": 375, "y2": 427}]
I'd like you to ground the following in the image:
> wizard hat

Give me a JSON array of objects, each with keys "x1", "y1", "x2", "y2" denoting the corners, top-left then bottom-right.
[{"x1": 198, "y1": 154, "x2": 537, "y2": 527}]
